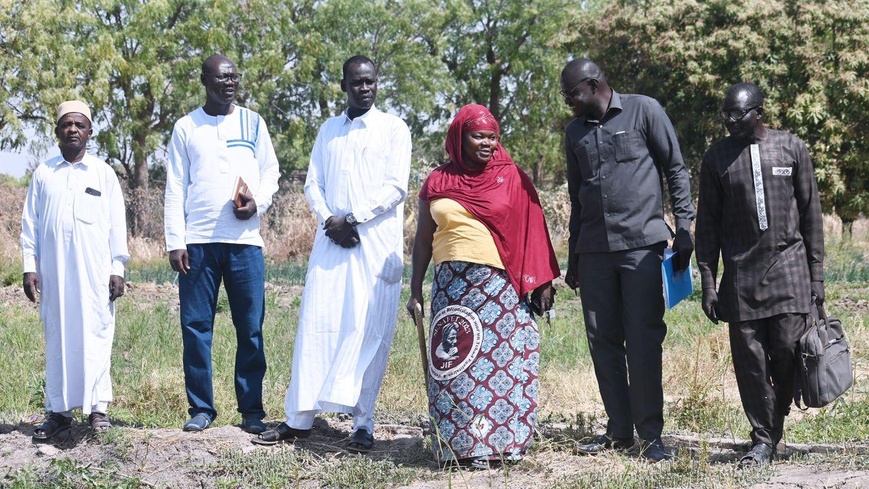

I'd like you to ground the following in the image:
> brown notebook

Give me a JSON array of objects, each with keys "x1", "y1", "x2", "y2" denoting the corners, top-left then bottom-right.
[{"x1": 232, "y1": 176, "x2": 250, "y2": 208}]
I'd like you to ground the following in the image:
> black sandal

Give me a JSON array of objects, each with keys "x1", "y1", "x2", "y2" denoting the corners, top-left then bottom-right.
[
  {"x1": 251, "y1": 422, "x2": 311, "y2": 446},
  {"x1": 347, "y1": 428, "x2": 374, "y2": 454},
  {"x1": 33, "y1": 413, "x2": 72, "y2": 440},
  {"x1": 88, "y1": 412, "x2": 112, "y2": 433}
]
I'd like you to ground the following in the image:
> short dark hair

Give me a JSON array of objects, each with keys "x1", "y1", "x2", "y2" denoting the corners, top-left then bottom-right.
[
  {"x1": 562, "y1": 58, "x2": 605, "y2": 83},
  {"x1": 726, "y1": 82, "x2": 764, "y2": 108},
  {"x1": 342, "y1": 55, "x2": 376, "y2": 79}
]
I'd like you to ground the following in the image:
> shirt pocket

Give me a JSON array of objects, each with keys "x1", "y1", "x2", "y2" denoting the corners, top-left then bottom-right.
[
  {"x1": 74, "y1": 188, "x2": 102, "y2": 224},
  {"x1": 613, "y1": 130, "x2": 644, "y2": 163}
]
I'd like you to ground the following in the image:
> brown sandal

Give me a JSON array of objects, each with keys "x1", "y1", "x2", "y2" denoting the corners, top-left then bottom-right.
[
  {"x1": 33, "y1": 413, "x2": 72, "y2": 440},
  {"x1": 88, "y1": 412, "x2": 112, "y2": 433}
]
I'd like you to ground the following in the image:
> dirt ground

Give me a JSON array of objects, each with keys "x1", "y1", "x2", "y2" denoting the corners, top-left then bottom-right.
[{"x1": 1, "y1": 413, "x2": 868, "y2": 488}]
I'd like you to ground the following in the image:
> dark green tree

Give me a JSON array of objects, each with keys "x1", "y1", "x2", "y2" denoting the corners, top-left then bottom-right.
[{"x1": 575, "y1": 0, "x2": 869, "y2": 230}]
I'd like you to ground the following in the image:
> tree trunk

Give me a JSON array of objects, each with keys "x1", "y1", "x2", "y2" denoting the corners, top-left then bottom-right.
[
  {"x1": 128, "y1": 133, "x2": 150, "y2": 237},
  {"x1": 843, "y1": 219, "x2": 853, "y2": 240}
]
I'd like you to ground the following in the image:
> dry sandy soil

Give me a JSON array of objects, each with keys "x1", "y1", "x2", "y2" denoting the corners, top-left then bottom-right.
[{"x1": 1, "y1": 416, "x2": 869, "y2": 488}]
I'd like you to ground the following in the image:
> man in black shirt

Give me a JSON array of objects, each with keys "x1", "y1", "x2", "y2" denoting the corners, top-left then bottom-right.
[{"x1": 561, "y1": 58, "x2": 695, "y2": 463}]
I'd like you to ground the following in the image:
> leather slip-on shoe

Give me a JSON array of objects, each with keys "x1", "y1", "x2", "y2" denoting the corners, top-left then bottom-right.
[
  {"x1": 183, "y1": 413, "x2": 212, "y2": 432},
  {"x1": 251, "y1": 422, "x2": 311, "y2": 446},
  {"x1": 241, "y1": 416, "x2": 267, "y2": 434},
  {"x1": 575, "y1": 433, "x2": 635, "y2": 455},
  {"x1": 640, "y1": 438, "x2": 673, "y2": 463}
]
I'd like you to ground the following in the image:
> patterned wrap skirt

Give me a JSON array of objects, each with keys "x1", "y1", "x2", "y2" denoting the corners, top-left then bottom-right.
[{"x1": 427, "y1": 261, "x2": 540, "y2": 463}]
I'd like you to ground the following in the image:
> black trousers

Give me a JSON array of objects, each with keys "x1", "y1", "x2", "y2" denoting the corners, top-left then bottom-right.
[
  {"x1": 729, "y1": 313, "x2": 807, "y2": 447},
  {"x1": 577, "y1": 243, "x2": 667, "y2": 442}
]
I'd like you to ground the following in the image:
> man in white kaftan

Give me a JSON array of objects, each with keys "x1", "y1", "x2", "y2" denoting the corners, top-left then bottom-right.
[
  {"x1": 253, "y1": 56, "x2": 411, "y2": 451},
  {"x1": 21, "y1": 101, "x2": 129, "y2": 439}
]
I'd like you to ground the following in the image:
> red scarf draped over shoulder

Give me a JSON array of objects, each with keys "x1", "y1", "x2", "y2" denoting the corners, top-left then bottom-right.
[{"x1": 419, "y1": 104, "x2": 559, "y2": 296}]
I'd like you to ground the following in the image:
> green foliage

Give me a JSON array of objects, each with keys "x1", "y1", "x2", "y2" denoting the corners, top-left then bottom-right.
[
  {"x1": 574, "y1": 0, "x2": 869, "y2": 224},
  {"x1": 5, "y1": 0, "x2": 869, "y2": 234},
  {"x1": 2, "y1": 458, "x2": 144, "y2": 489},
  {"x1": 788, "y1": 397, "x2": 869, "y2": 444},
  {"x1": 2, "y1": 0, "x2": 594, "y2": 238}
]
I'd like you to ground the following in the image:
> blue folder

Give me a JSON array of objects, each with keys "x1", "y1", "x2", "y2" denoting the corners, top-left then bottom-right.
[{"x1": 662, "y1": 248, "x2": 693, "y2": 309}]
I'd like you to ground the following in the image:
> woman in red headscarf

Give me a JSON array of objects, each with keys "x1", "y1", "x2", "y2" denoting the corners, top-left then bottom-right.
[{"x1": 407, "y1": 104, "x2": 559, "y2": 467}]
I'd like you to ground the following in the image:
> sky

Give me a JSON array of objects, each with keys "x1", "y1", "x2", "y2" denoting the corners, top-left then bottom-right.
[
  {"x1": 0, "y1": 126, "x2": 59, "y2": 179},
  {"x1": 0, "y1": 151, "x2": 37, "y2": 178}
]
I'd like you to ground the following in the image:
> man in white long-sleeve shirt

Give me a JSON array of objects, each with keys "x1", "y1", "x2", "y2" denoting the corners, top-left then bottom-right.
[
  {"x1": 21, "y1": 100, "x2": 129, "y2": 439},
  {"x1": 252, "y1": 55, "x2": 411, "y2": 453},
  {"x1": 164, "y1": 54, "x2": 280, "y2": 434}
]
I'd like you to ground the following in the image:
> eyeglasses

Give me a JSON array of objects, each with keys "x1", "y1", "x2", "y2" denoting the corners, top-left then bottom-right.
[
  {"x1": 204, "y1": 72, "x2": 242, "y2": 83},
  {"x1": 720, "y1": 106, "x2": 760, "y2": 122},
  {"x1": 560, "y1": 78, "x2": 595, "y2": 102}
]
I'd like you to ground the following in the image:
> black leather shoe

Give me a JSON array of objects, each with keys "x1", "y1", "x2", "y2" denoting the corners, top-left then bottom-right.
[
  {"x1": 575, "y1": 433, "x2": 635, "y2": 455},
  {"x1": 738, "y1": 442, "x2": 774, "y2": 468},
  {"x1": 251, "y1": 422, "x2": 311, "y2": 446},
  {"x1": 640, "y1": 438, "x2": 672, "y2": 463}
]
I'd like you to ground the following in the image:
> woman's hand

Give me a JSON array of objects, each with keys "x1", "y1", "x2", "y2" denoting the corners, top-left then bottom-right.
[
  {"x1": 530, "y1": 281, "x2": 555, "y2": 314},
  {"x1": 406, "y1": 295, "x2": 424, "y2": 320}
]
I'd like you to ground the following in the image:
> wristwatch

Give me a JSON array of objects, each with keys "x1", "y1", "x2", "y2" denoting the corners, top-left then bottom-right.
[{"x1": 344, "y1": 212, "x2": 358, "y2": 226}]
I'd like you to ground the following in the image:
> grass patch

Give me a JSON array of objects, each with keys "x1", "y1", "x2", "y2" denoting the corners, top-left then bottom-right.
[
  {"x1": 1, "y1": 458, "x2": 144, "y2": 489},
  {"x1": 547, "y1": 455, "x2": 774, "y2": 489},
  {"x1": 1, "y1": 219, "x2": 868, "y2": 487},
  {"x1": 210, "y1": 448, "x2": 418, "y2": 489}
]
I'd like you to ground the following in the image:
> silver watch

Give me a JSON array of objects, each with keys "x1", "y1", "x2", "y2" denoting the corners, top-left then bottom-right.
[{"x1": 345, "y1": 212, "x2": 358, "y2": 226}]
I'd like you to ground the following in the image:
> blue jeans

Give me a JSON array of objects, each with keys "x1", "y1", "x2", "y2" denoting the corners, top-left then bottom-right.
[{"x1": 179, "y1": 243, "x2": 267, "y2": 421}]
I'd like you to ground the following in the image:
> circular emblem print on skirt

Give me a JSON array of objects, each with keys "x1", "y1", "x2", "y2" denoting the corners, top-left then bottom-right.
[{"x1": 429, "y1": 304, "x2": 483, "y2": 381}]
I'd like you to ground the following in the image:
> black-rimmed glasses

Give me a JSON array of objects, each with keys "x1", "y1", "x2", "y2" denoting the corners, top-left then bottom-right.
[
  {"x1": 720, "y1": 106, "x2": 760, "y2": 122},
  {"x1": 560, "y1": 78, "x2": 594, "y2": 102},
  {"x1": 204, "y1": 72, "x2": 242, "y2": 83}
]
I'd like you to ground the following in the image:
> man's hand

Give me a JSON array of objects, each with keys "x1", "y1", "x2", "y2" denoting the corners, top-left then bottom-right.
[
  {"x1": 233, "y1": 193, "x2": 257, "y2": 220},
  {"x1": 672, "y1": 228, "x2": 694, "y2": 273},
  {"x1": 23, "y1": 272, "x2": 40, "y2": 303},
  {"x1": 701, "y1": 287, "x2": 720, "y2": 324},
  {"x1": 169, "y1": 249, "x2": 190, "y2": 275},
  {"x1": 338, "y1": 227, "x2": 361, "y2": 248},
  {"x1": 564, "y1": 252, "x2": 580, "y2": 290},
  {"x1": 324, "y1": 216, "x2": 357, "y2": 247},
  {"x1": 811, "y1": 280, "x2": 825, "y2": 307},
  {"x1": 109, "y1": 275, "x2": 125, "y2": 302}
]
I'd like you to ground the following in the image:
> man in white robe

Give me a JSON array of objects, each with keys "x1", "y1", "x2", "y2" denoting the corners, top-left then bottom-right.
[
  {"x1": 253, "y1": 55, "x2": 411, "y2": 452},
  {"x1": 21, "y1": 100, "x2": 129, "y2": 439}
]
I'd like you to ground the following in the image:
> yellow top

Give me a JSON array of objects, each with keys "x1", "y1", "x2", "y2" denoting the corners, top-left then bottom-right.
[{"x1": 430, "y1": 198, "x2": 504, "y2": 269}]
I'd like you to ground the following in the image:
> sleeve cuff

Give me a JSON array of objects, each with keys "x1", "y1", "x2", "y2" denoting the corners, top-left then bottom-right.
[
  {"x1": 111, "y1": 260, "x2": 126, "y2": 277},
  {"x1": 354, "y1": 207, "x2": 375, "y2": 224},
  {"x1": 810, "y1": 264, "x2": 824, "y2": 282},
  {"x1": 676, "y1": 218, "x2": 693, "y2": 233},
  {"x1": 22, "y1": 256, "x2": 37, "y2": 274}
]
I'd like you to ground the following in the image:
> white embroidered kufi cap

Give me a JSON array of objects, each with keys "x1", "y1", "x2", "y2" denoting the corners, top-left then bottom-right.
[{"x1": 56, "y1": 100, "x2": 92, "y2": 123}]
